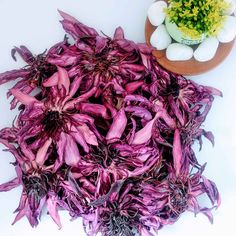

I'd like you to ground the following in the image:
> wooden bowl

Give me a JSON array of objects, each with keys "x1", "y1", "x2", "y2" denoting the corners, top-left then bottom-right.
[{"x1": 145, "y1": 18, "x2": 235, "y2": 75}]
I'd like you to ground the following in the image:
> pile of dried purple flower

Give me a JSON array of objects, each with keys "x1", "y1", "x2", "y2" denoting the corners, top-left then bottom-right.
[{"x1": 0, "y1": 11, "x2": 221, "y2": 236}]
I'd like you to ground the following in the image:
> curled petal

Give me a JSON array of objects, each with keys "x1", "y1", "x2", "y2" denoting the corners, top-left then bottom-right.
[
  {"x1": 59, "y1": 10, "x2": 98, "y2": 39},
  {"x1": 202, "y1": 176, "x2": 221, "y2": 206},
  {"x1": 106, "y1": 108, "x2": 127, "y2": 141},
  {"x1": 11, "y1": 46, "x2": 34, "y2": 62},
  {"x1": 79, "y1": 103, "x2": 109, "y2": 119},
  {"x1": 125, "y1": 106, "x2": 152, "y2": 121}
]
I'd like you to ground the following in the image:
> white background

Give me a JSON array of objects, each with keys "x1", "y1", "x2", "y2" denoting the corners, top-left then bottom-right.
[{"x1": 0, "y1": 0, "x2": 235, "y2": 235}]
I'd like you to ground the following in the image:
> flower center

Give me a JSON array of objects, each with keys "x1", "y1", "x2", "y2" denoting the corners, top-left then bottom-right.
[
  {"x1": 82, "y1": 52, "x2": 118, "y2": 81},
  {"x1": 89, "y1": 143, "x2": 118, "y2": 168},
  {"x1": 169, "y1": 182, "x2": 188, "y2": 214},
  {"x1": 41, "y1": 110, "x2": 64, "y2": 137},
  {"x1": 22, "y1": 173, "x2": 52, "y2": 211},
  {"x1": 103, "y1": 211, "x2": 135, "y2": 236},
  {"x1": 28, "y1": 54, "x2": 57, "y2": 87}
]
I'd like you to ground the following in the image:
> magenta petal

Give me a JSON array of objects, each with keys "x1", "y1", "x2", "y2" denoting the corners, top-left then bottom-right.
[
  {"x1": 55, "y1": 132, "x2": 67, "y2": 171},
  {"x1": 47, "y1": 194, "x2": 62, "y2": 229},
  {"x1": 125, "y1": 106, "x2": 152, "y2": 121},
  {"x1": 79, "y1": 103, "x2": 109, "y2": 118},
  {"x1": 43, "y1": 72, "x2": 59, "y2": 87},
  {"x1": 173, "y1": 129, "x2": 183, "y2": 177},
  {"x1": 11, "y1": 46, "x2": 34, "y2": 63},
  {"x1": 68, "y1": 76, "x2": 82, "y2": 98},
  {"x1": 132, "y1": 113, "x2": 159, "y2": 145},
  {"x1": 70, "y1": 126, "x2": 89, "y2": 153},
  {"x1": 125, "y1": 81, "x2": 144, "y2": 94},
  {"x1": 64, "y1": 87, "x2": 97, "y2": 110},
  {"x1": 35, "y1": 138, "x2": 52, "y2": 165},
  {"x1": 64, "y1": 134, "x2": 81, "y2": 167},
  {"x1": 10, "y1": 89, "x2": 40, "y2": 106},
  {"x1": 57, "y1": 66, "x2": 70, "y2": 94},
  {"x1": 58, "y1": 10, "x2": 98, "y2": 39},
  {"x1": 0, "y1": 177, "x2": 20, "y2": 192},
  {"x1": 106, "y1": 108, "x2": 127, "y2": 141},
  {"x1": 0, "y1": 69, "x2": 30, "y2": 85},
  {"x1": 113, "y1": 27, "x2": 124, "y2": 40},
  {"x1": 77, "y1": 124, "x2": 98, "y2": 146}
]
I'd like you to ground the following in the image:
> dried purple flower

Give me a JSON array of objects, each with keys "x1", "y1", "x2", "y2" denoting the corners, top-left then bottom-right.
[{"x1": 0, "y1": 10, "x2": 222, "y2": 236}]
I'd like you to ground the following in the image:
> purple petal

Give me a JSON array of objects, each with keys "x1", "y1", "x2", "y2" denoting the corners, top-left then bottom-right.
[
  {"x1": 11, "y1": 46, "x2": 34, "y2": 63},
  {"x1": 0, "y1": 178, "x2": 20, "y2": 192},
  {"x1": 173, "y1": 129, "x2": 183, "y2": 177},
  {"x1": 125, "y1": 81, "x2": 144, "y2": 94},
  {"x1": 0, "y1": 69, "x2": 30, "y2": 85},
  {"x1": 125, "y1": 106, "x2": 152, "y2": 121},
  {"x1": 64, "y1": 134, "x2": 81, "y2": 167},
  {"x1": 35, "y1": 138, "x2": 52, "y2": 165},
  {"x1": 202, "y1": 176, "x2": 221, "y2": 206}
]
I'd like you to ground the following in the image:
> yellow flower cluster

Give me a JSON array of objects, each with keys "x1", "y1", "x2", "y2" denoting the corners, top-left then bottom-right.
[{"x1": 165, "y1": 0, "x2": 230, "y2": 39}]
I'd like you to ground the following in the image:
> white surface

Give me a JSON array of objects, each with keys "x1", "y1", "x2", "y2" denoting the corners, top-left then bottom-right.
[{"x1": 0, "y1": 0, "x2": 236, "y2": 236}]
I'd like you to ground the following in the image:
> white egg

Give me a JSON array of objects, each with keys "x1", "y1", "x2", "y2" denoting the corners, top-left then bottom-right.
[
  {"x1": 150, "y1": 24, "x2": 172, "y2": 50},
  {"x1": 224, "y1": 0, "x2": 236, "y2": 15},
  {"x1": 147, "y1": 1, "x2": 167, "y2": 26},
  {"x1": 217, "y1": 16, "x2": 236, "y2": 43},
  {"x1": 166, "y1": 43, "x2": 193, "y2": 61},
  {"x1": 194, "y1": 37, "x2": 219, "y2": 62}
]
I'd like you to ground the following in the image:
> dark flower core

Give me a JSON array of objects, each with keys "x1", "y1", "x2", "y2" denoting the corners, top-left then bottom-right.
[
  {"x1": 102, "y1": 210, "x2": 135, "y2": 236},
  {"x1": 89, "y1": 143, "x2": 119, "y2": 168},
  {"x1": 41, "y1": 110, "x2": 64, "y2": 137},
  {"x1": 160, "y1": 77, "x2": 180, "y2": 97},
  {"x1": 28, "y1": 54, "x2": 57, "y2": 87},
  {"x1": 22, "y1": 172, "x2": 53, "y2": 211},
  {"x1": 169, "y1": 181, "x2": 188, "y2": 215},
  {"x1": 82, "y1": 50, "x2": 119, "y2": 81}
]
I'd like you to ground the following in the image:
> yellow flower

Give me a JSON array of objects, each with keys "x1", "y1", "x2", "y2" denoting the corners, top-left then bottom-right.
[{"x1": 165, "y1": 0, "x2": 230, "y2": 38}]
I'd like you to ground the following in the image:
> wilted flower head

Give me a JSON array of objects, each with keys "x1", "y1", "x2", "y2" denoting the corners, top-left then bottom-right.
[
  {"x1": 0, "y1": 138, "x2": 87, "y2": 228},
  {"x1": 141, "y1": 163, "x2": 220, "y2": 226},
  {"x1": 0, "y1": 45, "x2": 62, "y2": 109},
  {"x1": 46, "y1": 11, "x2": 153, "y2": 95},
  {"x1": 8, "y1": 66, "x2": 99, "y2": 168}
]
